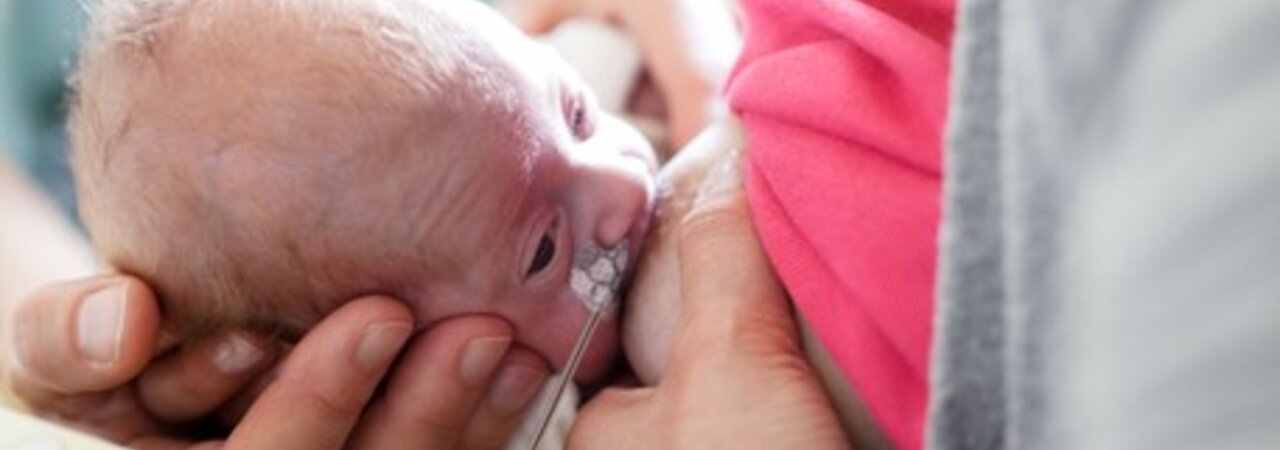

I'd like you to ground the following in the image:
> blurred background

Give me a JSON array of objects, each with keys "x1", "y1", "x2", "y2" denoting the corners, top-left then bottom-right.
[{"x1": 0, "y1": 0, "x2": 87, "y2": 222}]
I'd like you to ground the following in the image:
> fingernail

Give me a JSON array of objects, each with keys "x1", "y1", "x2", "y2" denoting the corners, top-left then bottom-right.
[
  {"x1": 458, "y1": 337, "x2": 511, "y2": 387},
  {"x1": 488, "y1": 364, "x2": 548, "y2": 415},
  {"x1": 355, "y1": 321, "x2": 412, "y2": 373},
  {"x1": 77, "y1": 284, "x2": 127, "y2": 365},
  {"x1": 212, "y1": 332, "x2": 265, "y2": 374}
]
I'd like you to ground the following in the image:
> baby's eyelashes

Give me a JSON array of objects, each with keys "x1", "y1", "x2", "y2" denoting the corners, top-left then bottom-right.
[
  {"x1": 525, "y1": 213, "x2": 562, "y2": 279},
  {"x1": 571, "y1": 104, "x2": 588, "y2": 138},
  {"x1": 563, "y1": 88, "x2": 596, "y2": 141},
  {"x1": 527, "y1": 233, "x2": 556, "y2": 277}
]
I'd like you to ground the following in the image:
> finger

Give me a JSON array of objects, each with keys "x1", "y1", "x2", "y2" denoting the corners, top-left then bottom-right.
[
  {"x1": 129, "y1": 436, "x2": 195, "y2": 450},
  {"x1": 459, "y1": 347, "x2": 549, "y2": 450},
  {"x1": 224, "y1": 297, "x2": 413, "y2": 450},
  {"x1": 12, "y1": 382, "x2": 164, "y2": 444},
  {"x1": 131, "y1": 437, "x2": 226, "y2": 450},
  {"x1": 215, "y1": 356, "x2": 282, "y2": 427},
  {"x1": 7, "y1": 276, "x2": 161, "y2": 396},
  {"x1": 137, "y1": 329, "x2": 278, "y2": 423},
  {"x1": 567, "y1": 386, "x2": 658, "y2": 450},
  {"x1": 347, "y1": 316, "x2": 520, "y2": 450}
]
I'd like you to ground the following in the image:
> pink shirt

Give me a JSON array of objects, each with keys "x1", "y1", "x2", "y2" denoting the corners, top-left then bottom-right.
[{"x1": 726, "y1": 0, "x2": 953, "y2": 448}]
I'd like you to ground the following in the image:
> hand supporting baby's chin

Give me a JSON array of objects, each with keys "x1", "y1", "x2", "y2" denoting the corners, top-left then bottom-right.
[{"x1": 621, "y1": 115, "x2": 746, "y2": 385}]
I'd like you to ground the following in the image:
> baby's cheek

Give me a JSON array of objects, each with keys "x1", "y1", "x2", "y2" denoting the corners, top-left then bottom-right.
[{"x1": 504, "y1": 290, "x2": 622, "y2": 383}]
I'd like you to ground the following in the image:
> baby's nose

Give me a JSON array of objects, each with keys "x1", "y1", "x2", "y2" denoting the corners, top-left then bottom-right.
[
  {"x1": 585, "y1": 170, "x2": 649, "y2": 247},
  {"x1": 569, "y1": 115, "x2": 656, "y2": 248}
]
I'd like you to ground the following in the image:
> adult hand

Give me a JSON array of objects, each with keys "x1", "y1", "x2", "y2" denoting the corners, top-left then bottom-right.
[
  {"x1": 4, "y1": 276, "x2": 550, "y2": 449},
  {"x1": 568, "y1": 151, "x2": 849, "y2": 449},
  {"x1": 504, "y1": 0, "x2": 740, "y2": 148}
]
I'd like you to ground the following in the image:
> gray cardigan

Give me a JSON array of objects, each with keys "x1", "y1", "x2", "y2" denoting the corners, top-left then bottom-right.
[{"x1": 928, "y1": 0, "x2": 1280, "y2": 449}]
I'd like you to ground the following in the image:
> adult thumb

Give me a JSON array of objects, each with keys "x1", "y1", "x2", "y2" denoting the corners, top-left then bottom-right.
[{"x1": 7, "y1": 276, "x2": 161, "y2": 395}]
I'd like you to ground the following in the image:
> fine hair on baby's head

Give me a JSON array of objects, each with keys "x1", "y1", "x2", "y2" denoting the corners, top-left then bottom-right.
[
  {"x1": 72, "y1": 0, "x2": 531, "y2": 336},
  {"x1": 71, "y1": 0, "x2": 656, "y2": 377}
]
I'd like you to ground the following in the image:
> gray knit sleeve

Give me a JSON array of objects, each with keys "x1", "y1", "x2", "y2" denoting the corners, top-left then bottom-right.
[{"x1": 1060, "y1": 2, "x2": 1280, "y2": 449}]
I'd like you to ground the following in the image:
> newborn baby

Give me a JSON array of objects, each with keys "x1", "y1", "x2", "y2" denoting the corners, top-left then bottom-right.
[{"x1": 69, "y1": 0, "x2": 656, "y2": 386}]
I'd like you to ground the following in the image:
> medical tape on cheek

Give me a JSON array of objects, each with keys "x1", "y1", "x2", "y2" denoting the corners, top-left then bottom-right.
[
  {"x1": 525, "y1": 239, "x2": 630, "y2": 450},
  {"x1": 569, "y1": 239, "x2": 629, "y2": 311}
]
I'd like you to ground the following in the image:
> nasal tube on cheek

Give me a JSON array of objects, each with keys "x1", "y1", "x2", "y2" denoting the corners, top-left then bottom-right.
[
  {"x1": 569, "y1": 239, "x2": 629, "y2": 311},
  {"x1": 525, "y1": 240, "x2": 630, "y2": 450}
]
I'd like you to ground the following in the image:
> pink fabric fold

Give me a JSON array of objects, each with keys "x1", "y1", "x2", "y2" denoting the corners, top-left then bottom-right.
[{"x1": 726, "y1": 1, "x2": 953, "y2": 449}]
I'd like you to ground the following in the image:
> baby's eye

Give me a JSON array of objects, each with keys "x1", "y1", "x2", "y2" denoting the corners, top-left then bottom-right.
[
  {"x1": 571, "y1": 106, "x2": 587, "y2": 137},
  {"x1": 526, "y1": 233, "x2": 556, "y2": 278},
  {"x1": 568, "y1": 94, "x2": 594, "y2": 140}
]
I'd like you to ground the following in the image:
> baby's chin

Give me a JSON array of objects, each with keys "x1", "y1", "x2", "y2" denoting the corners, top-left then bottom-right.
[
  {"x1": 566, "y1": 314, "x2": 623, "y2": 384},
  {"x1": 525, "y1": 308, "x2": 621, "y2": 385}
]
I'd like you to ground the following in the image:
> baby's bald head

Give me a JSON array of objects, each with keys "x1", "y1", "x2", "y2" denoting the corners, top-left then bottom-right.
[
  {"x1": 71, "y1": 0, "x2": 659, "y2": 379},
  {"x1": 71, "y1": 0, "x2": 526, "y2": 335}
]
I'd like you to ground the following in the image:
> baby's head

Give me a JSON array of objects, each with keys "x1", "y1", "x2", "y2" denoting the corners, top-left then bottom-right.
[{"x1": 70, "y1": 0, "x2": 656, "y2": 381}]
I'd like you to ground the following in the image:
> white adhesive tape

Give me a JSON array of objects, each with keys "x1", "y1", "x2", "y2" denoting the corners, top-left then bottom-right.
[{"x1": 570, "y1": 240, "x2": 629, "y2": 311}]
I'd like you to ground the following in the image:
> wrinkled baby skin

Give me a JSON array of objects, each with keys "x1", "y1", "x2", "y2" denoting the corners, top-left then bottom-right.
[{"x1": 71, "y1": 0, "x2": 656, "y2": 382}]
